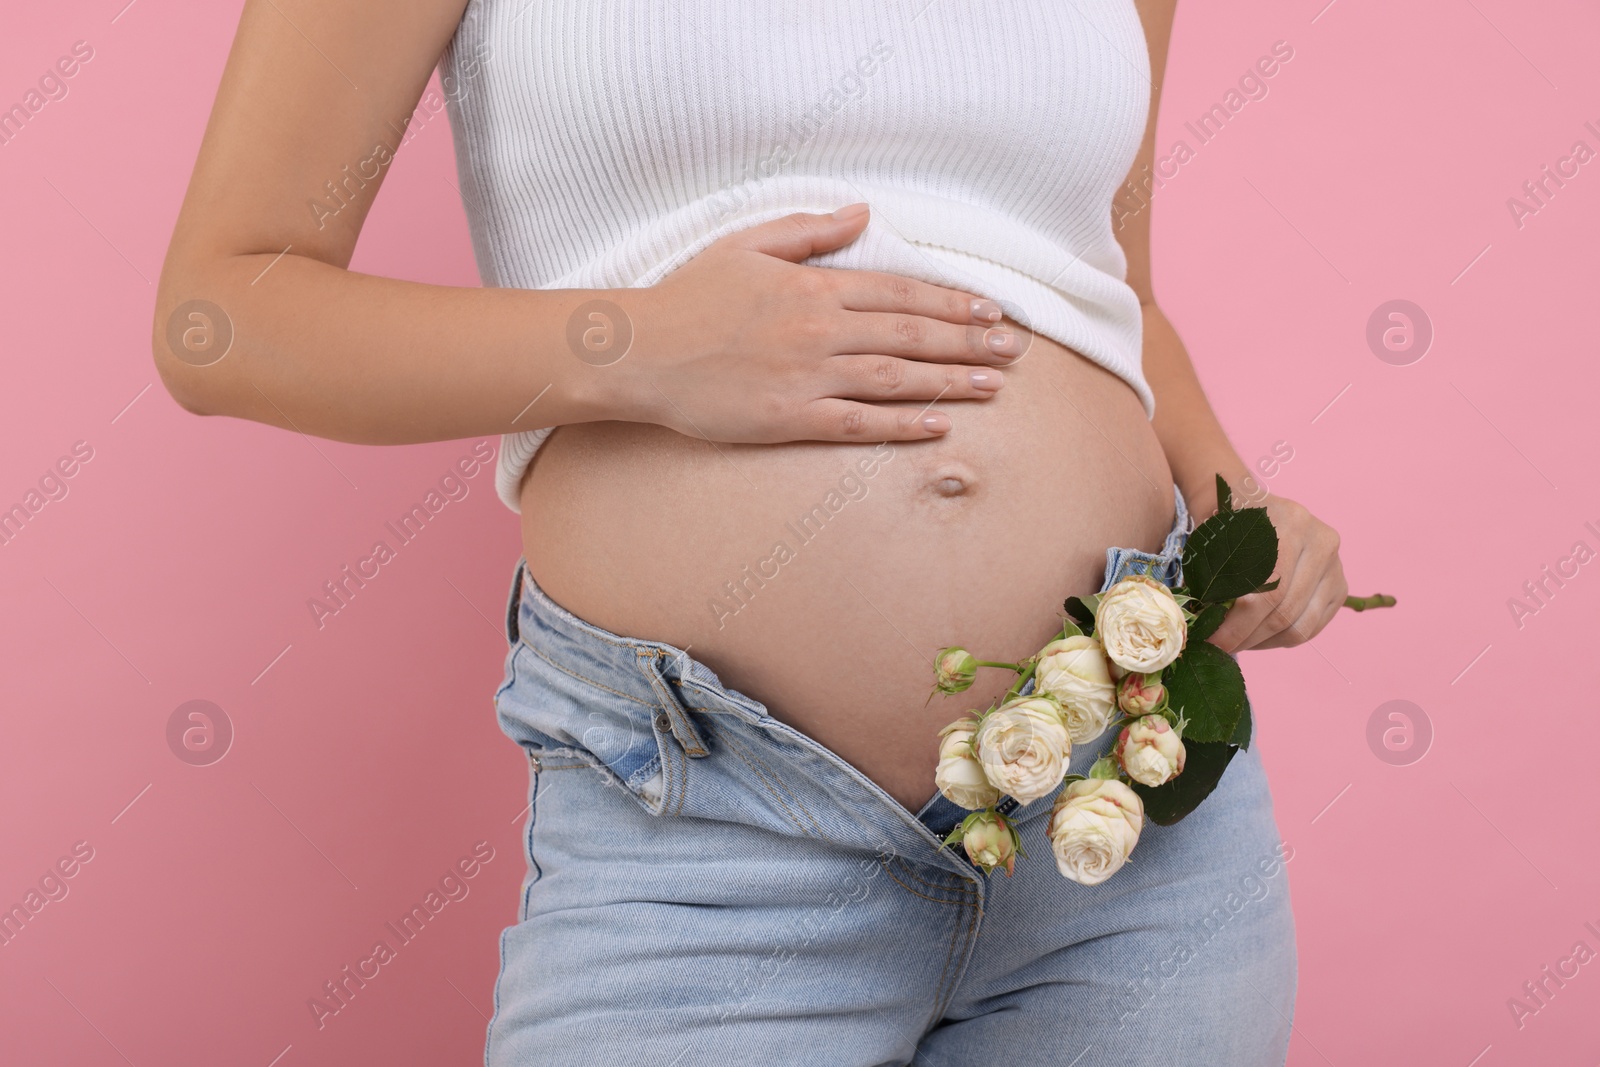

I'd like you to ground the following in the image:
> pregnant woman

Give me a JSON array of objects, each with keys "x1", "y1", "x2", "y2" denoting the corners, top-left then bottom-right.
[{"x1": 154, "y1": 0, "x2": 1345, "y2": 1062}]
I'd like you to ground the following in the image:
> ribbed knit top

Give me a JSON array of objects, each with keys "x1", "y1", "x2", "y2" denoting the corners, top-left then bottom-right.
[{"x1": 438, "y1": 0, "x2": 1153, "y2": 513}]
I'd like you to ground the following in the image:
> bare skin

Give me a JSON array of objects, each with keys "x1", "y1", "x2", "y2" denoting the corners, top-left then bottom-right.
[
  {"x1": 523, "y1": 320, "x2": 1175, "y2": 811},
  {"x1": 154, "y1": 0, "x2": 1348, "y2": 814}
]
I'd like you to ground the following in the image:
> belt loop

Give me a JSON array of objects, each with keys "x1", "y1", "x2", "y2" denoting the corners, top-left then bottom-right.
[{"x1": 638, "y1": 650, "x2": 709, "y2": 758}]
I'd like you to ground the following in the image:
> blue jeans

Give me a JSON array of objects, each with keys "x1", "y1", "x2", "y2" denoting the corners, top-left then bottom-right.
[{"x1": 486, "y1": 486, "x2": 1297, "y2": 1066}]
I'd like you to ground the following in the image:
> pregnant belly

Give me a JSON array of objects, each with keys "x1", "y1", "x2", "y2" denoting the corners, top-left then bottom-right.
[{"x1": 518, "y1": 323, "x2": 1175, "y2": 813}]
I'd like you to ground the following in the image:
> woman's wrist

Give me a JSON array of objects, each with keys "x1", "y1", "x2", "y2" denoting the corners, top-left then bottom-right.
[{"x1": 537, "y1": 287, "x2": 669, "y2": 429}]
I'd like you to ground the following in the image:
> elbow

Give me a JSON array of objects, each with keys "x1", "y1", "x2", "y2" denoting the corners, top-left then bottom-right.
[
  {"x1": 151, "y1": 336, "x2": 216, "y2": 417},
  {"x1": 151, "y1": 288, "x2": 234, "y2": 416},
  {"x1": 160, "y1": 371, "x2": 215, "y2": 417}
]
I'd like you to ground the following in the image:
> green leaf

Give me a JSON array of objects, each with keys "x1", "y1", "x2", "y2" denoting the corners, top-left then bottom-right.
[
  {"x1": 1059, "y1": 619, "x2": 1084, "y2": 640},
  {"x1": 1229, "y1": 690, "x2": 1253, "y2": 750},
  {"x1": 1188, "y1": 602, "x2": 1229, "y2": 643},
  {"x1": 1182, "y1": 507, "x2": 1279, "y2": 603},
  {"x1": 1215, "y1": 473, "x2": 1233, "y2": 513},
  {"x1": 1063, "y1": 595, "x2": 1098, "y2": 631},
  {"x1": 1132, "y1": 741, "x2": 1237, "y2": 825},
  {"x1": 1256, "y1": 578, "x2": 1280, "y2": 594},
  {"x1": 1162, "y1": 641, "x2": 1246, "y2": 743},
  {"x1": 1088, "y1": 756, "x2": 1120, "y2": 780}
]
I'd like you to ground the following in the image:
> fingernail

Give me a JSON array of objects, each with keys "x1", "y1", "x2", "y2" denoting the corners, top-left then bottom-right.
[
  {"x1": 921, "y1": 412, "x2": 951, "y2": 433},
  {"x1": 979, "y1": 329, "x2": 1017, "y2": 363},
  {"x1": 832, "y1": 203, "x2": 869, "y2": 221},
  {"x1": 969, "y1": 370, "x2": 1002, "y2": 391},
  {"x1": 971, "y1": 299, "x2": 1002, "y2": 323}
]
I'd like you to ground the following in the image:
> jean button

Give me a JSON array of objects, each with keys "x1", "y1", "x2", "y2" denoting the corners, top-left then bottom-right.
[{"x1": 654, "y1": 712, "x2": 672, "y2": 732}]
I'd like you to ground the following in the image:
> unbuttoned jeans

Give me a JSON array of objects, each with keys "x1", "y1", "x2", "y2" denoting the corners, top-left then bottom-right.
[{"x1": 485, "y1": 486, "x2": 1297, "y2": 1066}]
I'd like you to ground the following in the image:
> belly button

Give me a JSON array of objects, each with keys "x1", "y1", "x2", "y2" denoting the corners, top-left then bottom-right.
[{"x1": 927, "y1": 465, "x2": 978, "y2": 499}]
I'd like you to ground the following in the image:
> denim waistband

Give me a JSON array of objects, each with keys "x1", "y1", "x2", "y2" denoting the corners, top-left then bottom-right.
[
  {"x1": 498, "y1": 557, "x2": 974, "y2": 869},
  {"x1": 499, "y1": 558, "x2": 776, "y2": 795}
]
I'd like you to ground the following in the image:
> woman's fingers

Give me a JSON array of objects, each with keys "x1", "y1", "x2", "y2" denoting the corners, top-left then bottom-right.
[
  {"x1": 1254, "y1": 565, "x2": 1349, "y2": 651},
  {"x1": 1213, "y1": 547, "x2": 1347, "y2": 653},
  {"x1": 722, "y1": 207, "x2": 883, "y2": 266},
  {"x1": 718, "y1": 210, "x2": 1005, "y2": 330},
  {"x1": 1236, "y1": 511, "x2": 1345, "y2": 650},
  {"x1": 1208, "y1": 590, "x2": 1285, "y2": 654},
  {"x1": 1236, "y1": 562, "x2": 1319, "y2": 652},
  {"x1": 1206, "y1": 495, "x2": 1348, "y2": 653},
  {"x1": 826, "y1": 355, "x2": 1005, "y2": 402},
  {"x1": 637, "y1": 214, "x2": 1027, "y2": 443},
  {"x1": 798, "y1": 398, "x2": 957, "y2": 442},
  {"x1": 822, "y1": 310, "x2": 1023, "y2": 366},
  {"x1": 830, "y1": 267, "x2": 1005, "y2": 326},
  {"x1": 1207, "y1": 545, "x2": 1306, "y2": 654}
]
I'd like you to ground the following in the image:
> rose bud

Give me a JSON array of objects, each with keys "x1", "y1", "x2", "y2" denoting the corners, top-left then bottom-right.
[
  {"x1": 1114, "y1": 714, "x2": 1186, "y2": 787},
  {"x1": 1047, "y1": 777, "x2": 1145, "y2": 885},
  {"x1": 1117, "y1": 672, "x2": 1166, "y2": 715},
  {"x1": 935, "y1": 716, "x2": 1002, "y2": 810},
  {"x1": 972, "y1": 697, "x2": 1072, "y2": 805},
  {"x1": 958, "y1": 809, "x2": 1023, "y2": 877},
  {"x1": 933, "y1": 647, "x2": 980, "y2": 694},
  {"x1": 1094, "y1": 575, "x2": 1188, "y2": 674},
  {"x1": 1034, "y1": 636, "x2": 1117, "y2": 744}
]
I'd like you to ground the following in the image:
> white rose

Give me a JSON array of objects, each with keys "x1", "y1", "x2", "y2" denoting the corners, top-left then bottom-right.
[
  {"x1": 1047, "y1": 778, "x2": 1145, "y2": 885},
  {"x1": 1095, "y1": 575, "x2": 1187, "y2": 674},
  {"x1": 1115, "y1": 714, "x2": 1186, "y2": 787},
  {"x1": 934, "y1": 718, "x2": 1003, "y2": 810},
  {"x1": 973, "y1": 697, "x2": 1072, "y2": 805},
  {"x1": 1034, "y1": 635, "x2": 1117, "y2": 744}
]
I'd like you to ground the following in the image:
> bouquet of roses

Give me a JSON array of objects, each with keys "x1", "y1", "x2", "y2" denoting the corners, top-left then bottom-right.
[{"x1": 931, "y1": 475, "x2": 1394, "y2": 885}]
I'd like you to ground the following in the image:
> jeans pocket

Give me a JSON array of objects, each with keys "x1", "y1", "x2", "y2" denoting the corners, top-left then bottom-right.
[
  {"x1": 517, "y1": 733, "x2": 671, "y2": 822},
  {"x1": 497, "y1": 643, "x2": 673, "y2": 816}
]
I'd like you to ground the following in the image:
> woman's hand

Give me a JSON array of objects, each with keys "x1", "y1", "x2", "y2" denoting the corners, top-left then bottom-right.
[
  {"x1": 609, "y1": 205, "x2": 1022, "y2": 443},
  {"x1": 1207, "y1": 494, "x2": 1348, "y2": 652}
]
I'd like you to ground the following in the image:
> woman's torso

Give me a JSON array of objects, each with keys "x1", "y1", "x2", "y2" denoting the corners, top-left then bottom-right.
[
  {"x1": 520, "y1": 331, "x2": 1173, "y2": 812},
  {"x1": 442, "y1": 0, "x2": 1171, "y2": 811}
]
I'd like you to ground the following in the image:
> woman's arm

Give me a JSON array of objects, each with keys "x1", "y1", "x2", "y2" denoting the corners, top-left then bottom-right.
[
  {"x1": 1119, "y1": 0, "x2": 1348, "y2": 651},
  {"x1": 152, "y1": 0, "x2": 577, "y2": 439},
  {"x1": 1118, "y1": 0, "x2": 1249, "y2": 516},
  {"x1": 153, "y1": 0, "x2": 1012, "y2": 447}
]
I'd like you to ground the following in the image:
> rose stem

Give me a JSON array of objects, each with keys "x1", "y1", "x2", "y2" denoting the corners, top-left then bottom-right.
[
  {"x1": 1003, "y1": 661, "x2": 1038, "y2": 702},
  {"x1": 1343, "y1": 593, "x2": 1397, "y2": 611}
]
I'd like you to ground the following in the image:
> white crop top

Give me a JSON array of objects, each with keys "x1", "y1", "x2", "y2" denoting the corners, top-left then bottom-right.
[{"x1": 438, "y1": 0, "x2": 1153, "y2": 513}]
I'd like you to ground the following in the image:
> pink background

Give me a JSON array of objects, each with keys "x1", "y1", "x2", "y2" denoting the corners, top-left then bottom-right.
[{"x1": 2, "y1": 0, "x2": 1596, "y2": 1063}]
